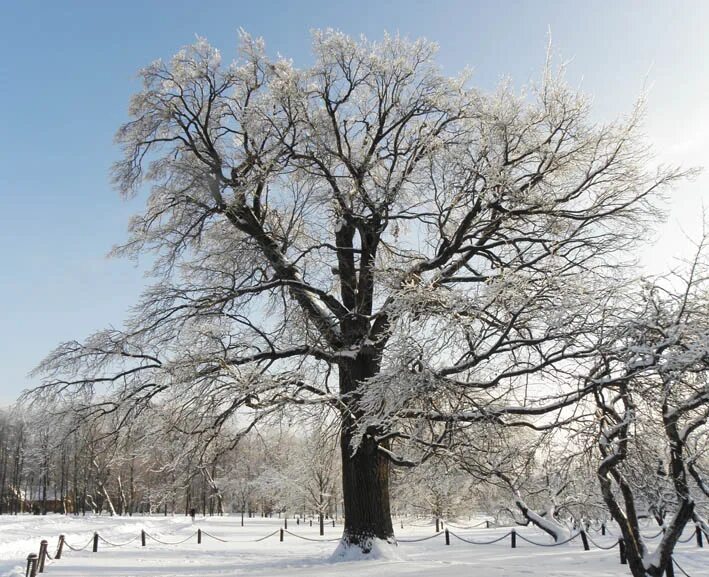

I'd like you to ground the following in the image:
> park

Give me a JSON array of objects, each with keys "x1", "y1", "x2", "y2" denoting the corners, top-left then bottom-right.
[{"x1": 1, "y1": 2, "x2": 708, "y2": 577}]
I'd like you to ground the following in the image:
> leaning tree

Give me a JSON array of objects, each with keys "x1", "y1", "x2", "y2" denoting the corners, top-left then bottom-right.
[
  {"x1": 30, "y1": 31, "x2": 686, "y2": 552},
  {"x1": 590, "y1": 237, "x2": 709, "y2": 577}
]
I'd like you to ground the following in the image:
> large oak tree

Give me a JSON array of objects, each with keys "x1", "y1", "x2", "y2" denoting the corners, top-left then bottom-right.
[{"x1": 32, "y1": 31, "x2": 684, "y2": 552}]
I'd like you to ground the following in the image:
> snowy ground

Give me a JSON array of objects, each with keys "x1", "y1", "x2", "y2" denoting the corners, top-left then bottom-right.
[{"x1": 1, "y1": 515, "x2": 706, "y2": 577}]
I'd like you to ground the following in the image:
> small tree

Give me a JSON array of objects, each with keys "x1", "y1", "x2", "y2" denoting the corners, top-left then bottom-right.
[
  {"x1": 393, "y1": 457, "x2": 471, "y2": 526},
  {"x1": 262, "y1": 422, "x2": 340, "y2": 533},
  {"x1": 454, "y1": 425, "x2": 601, "y2": 540},
  {"x1": 592, "y1": 238, "x2": 709, "y2": 577}
]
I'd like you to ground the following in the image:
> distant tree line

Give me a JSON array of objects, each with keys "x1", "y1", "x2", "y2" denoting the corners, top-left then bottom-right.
[
  {"x1": 0, "y1": 409, "x2": 346, "y2": 521},
  {"x1": 3, "y1": 402, "x2": 706, "y2": 542}
]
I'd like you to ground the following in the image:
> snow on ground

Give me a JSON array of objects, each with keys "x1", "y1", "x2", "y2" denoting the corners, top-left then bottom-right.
[{"x1": 0, "y1": 515, "x2": 706, "y2": 577}]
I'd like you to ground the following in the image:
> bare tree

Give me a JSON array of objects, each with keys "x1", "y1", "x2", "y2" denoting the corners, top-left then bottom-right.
[
  {"x1": 591, "y1": 236, "x2": 709, "y2": 577},
  {"x1": 29, "y1": 31, "x2": 685, "y2": 552},
  {"x1": 453, "y1": 424, "x2": 602, "y2": 540},
  {"x1": 393, "y1": 456, "x2": 471, "y2": 528},
  {"x1": 261, "y1": 421, "x2": 340, "y2": 533}
]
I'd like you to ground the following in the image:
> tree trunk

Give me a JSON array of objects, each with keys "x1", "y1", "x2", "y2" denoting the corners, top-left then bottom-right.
[
  {"x1": 339, "y1": 429, "x2": 394, "y2": 549},
  {"x1": 128, "y1": 457, "x2": 135, "y2": 516},
  {"x1": 339, "y1": 358, "x2": 394, "y2": 551}
]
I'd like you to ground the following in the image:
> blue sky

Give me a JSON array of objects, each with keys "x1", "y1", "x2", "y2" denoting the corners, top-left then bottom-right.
[{"x1": 1, "y1": 0, "x2": 707, "y2": 403}]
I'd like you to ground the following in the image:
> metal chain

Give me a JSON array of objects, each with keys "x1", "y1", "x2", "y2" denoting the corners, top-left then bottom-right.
[
  {"x1": 447, "y1": 530, "x2": 512, "y2": 545},
  {"x1": 444, "y1": 520, "x2": 489, "y2": 530},
  {"x1": 514, "y1": 531, "x2": 581, "y2": 547},
  {"x1": 585, "y1": 533, "x2": 619, "y2": 550},
  {"x1": 199, "y1": 530, "x2": 229, "y2": 543},
  {"x1": 143, "y1": 531, "x2": 198, "y2": 545},
  {"x1": 63, "y1": 537, "x2": 95, "y2": 552},
  {"x1": 253, "y1": 529, "x2": 281, "y2": 542},
  {"x1": 97, "y1": 534, "x2": 141, "y2": 547},
  {"x1": 284, "y1": 530, "x2": 341, "y2": 542},
  {"x1": 676, "y1": 531, "x2": 697, "y2": 544},
  {"x1": 397, "y1": 531, "x2": 444, "y2": 543}
]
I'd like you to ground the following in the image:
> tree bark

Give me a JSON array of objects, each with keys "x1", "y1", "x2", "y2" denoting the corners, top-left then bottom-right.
[
  {"x1": 340, "y1": 430, "x2": 394, "y2": 549},
  {"x1": 339, "y1": 357, "x2": 394, "y2": 551}
]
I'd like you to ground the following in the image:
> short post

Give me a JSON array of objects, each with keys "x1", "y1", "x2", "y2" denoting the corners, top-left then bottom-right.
[
  {"x1": 332, "y1": 519, "x2": 335, "y2": 527},
  {"x1": 309, "y1": 519, "x2": 312, "y2": 527},
  {"x1": 197, "y1": 529, "x2": 202, "y2": 544},
  {"x1": 511, "y1": 529, "x2": 516, "y2": 549},
  {"x1": 696, "y1": 525, "x2": 703, "y2": 548},
  {"x1": 26, "y1": 553, "x2": 38, "y2": 577},
  {"x1": 141, "y1": 530, "x2": 146, "y2": 547},
  {"x1": 485, "y1": 520, "x2": 490, "y2": 529},
  {"x1": 284, "y1": 518, "x2": 288, "y2": 529},
  {"x1": 619, "y1": 538, "x2": 627, "y2": 565},
  {"x1": 435, "y1": 518, "x2": 440, "y2": 532},
  {"x1": 37, "y1": 541, "x2": 47, "y2": 573},
  {"x1": 580, "y1": 530, "x2": 589, "y2": 551},
  {"x1": 56, "y1": 535, "x2": 65, "y2": 560},
  {"x1": 445, "y1": 529, "x2": 450, "y2": 546},
  {"x1": 666, "y1": 557, "x2": 675, "y2": 577},
  {"x1": 280, "y1": 528, "x2": 284, "y2": 542},
  {"x1": 93, "y1": 532, "x2": 99, "y2": 553},
  {"x1": 601, "y1": 523, "x2": 606, "y2": 536}
]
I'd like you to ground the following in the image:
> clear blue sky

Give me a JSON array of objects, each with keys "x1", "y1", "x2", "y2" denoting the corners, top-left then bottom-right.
[{"x1": 1, "y1": 0, "x2": 707, "y2": 404}]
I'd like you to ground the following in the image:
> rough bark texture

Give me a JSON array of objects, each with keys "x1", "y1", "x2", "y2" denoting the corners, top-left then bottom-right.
[
  {"x1": 339, "y1": 357, "x2": 394, "y2": 550},
  {"x1": 340, "y1": 431, "x2": 394, "y2": 548}
]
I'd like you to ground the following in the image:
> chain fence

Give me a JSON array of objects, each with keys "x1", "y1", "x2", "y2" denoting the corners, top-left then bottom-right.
[{"x1": 21, "y1": 519, "x2": 706, "y2": 577}]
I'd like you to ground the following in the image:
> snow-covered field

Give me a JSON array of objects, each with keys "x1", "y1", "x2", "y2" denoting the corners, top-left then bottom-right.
[{"x1": 1, "y1": 515, "x2": 706, "y2": 577}]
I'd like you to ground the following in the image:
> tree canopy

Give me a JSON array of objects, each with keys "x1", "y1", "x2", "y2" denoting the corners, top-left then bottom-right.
[{"x1": 31, "y1": 30, "x2": 692, "y2": 554}]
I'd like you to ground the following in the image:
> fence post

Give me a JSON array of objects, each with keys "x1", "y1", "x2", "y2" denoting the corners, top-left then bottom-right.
[
  {"x1": 280, "y1": 528, "x2": 284, "y2": 542},
  {"x1": 696, "y1": 525, "x2": 703, "y2": 548},
  {"x1": 37, "y1": 541, "x2": 47, "y2": 573},
  {"x1": 580, "y1": 530, "x2": 589, "y2": 551},
  {"x1": 197, "y1": 529, "x2": 202, "y2": 544},
  {"x1": 56, "y1": 535, "x2": 65, "y2": 560},
  {"x1": 26, "y1": 553, "x2": 38, "y2": 577},
  {"x1": 445, "y1": 529, "x2": 450, "y2": 546},
  {"x1": 309, "y1": 519, "x2": 312, "y2": 527},
  {"x1": 141, "y1": 530, "x2": 146, "y2": 547},
  {"x1": 284, "y1": 518, "x2": 288, "y2": 530},
  {"x1": 486, "y1": 520, "x2": 490, "y2": 529},
  {"x1": 92, "y1": 532, "x2": 99, "y2": 553},
  {"x1": 435, "y1": 518, "x2": 440, "y2": 533},
  {"x1": 666, "y1": 557, "x2": 675, "y2": 577},
  {"x1": 601, "y1": 523, "x2": 606, "y2": 536},
  {"x1": 618, "y1": 538, "x2": 626, "y2": 565},
  {"x1": 332, "y1": 519, "x2": 335, "y2": 527},
  {"x1": 511, "y1": 529, "x2": 516, "y2": 549}
]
